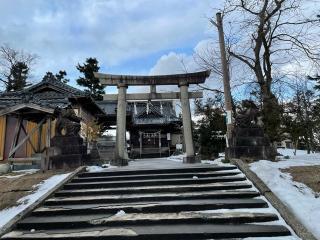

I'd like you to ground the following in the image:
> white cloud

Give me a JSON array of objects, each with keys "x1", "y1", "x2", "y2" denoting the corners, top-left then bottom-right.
[
  {"x1": 0, "y1": 0, "x2": 219, "y2": 85},
  {"x1": 149, "y1": 39, "x2": 223, "y2": 93},
  {"x1": 280, "y1": 61, "x2": 317, "y2": 77},
  {"x1": 150, "y1": 39, "x2": 217, "y2": 75},
  {"x1": 149, "y1": 52, "x2": 194, "y2": 75},
  {"x1": 148, "y1": 52, "x2": 197, "y2": 92}
]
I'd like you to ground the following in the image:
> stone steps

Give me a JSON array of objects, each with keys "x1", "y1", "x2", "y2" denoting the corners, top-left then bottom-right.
[
  {"x1": 72, "y1": 170, "x2": 241, "y2": 182},
  {"x1": 17, "y1": 212, "x2": 280, "y2": 230},
  {"x1": 32, "y1": 198, "x2": 269, "y2": 216},
  {"x1": 54, "y1": 182, "x2": 253, "y2": 197},
  {"x1": 77, "y1": 165, "x2": 238, "y2": 177},
  {"x1": 63, "y1": 176, "x2": 247, "y2": 189},
  {"x1": 44, "y1": 190, "x2": 260, "y2": 205},
  {"x1": 3, "y1": 224, "x2": 290, "y2": 239},
  {"x1": 1, "y1": 164, "x2": 292, "y2": 239}
]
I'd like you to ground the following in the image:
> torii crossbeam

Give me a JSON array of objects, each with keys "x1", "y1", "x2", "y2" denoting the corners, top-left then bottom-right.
[{"x1": 94, "y1": 70, "x2": 211, "y2": 166}]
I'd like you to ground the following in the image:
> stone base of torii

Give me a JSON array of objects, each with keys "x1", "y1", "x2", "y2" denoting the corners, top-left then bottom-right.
[{"x1": 94, "y1": 70, "x2": 211, "y2": 166}]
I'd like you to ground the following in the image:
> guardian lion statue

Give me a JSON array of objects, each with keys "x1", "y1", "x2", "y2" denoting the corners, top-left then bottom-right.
[
  {"x1": 235, "y1": 100, "x2": 263, "y2": 128},
  {"x1": 54, "y1": 105, "x2": 82, "y2": 136}
]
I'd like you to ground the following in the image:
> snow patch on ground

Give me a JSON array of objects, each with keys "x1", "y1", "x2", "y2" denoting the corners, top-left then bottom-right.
[
  {"x1": 86, "y1": 164, "x2": 117, "y2": 172},
  {"x1": 277, "y1": 148, "x2": 314, "y2": 157},
  {"x1": 167, "y1": 154, "x2": 186, "y2": 162},
  {"x1": 86, "y1": 166, "x2": 106, "y2": 172},
  {"x1": 202, "y1": 156, "x2": 232, "y2": 166},
  {"x1": 0, "y1": 174, "x2": 26, "y2": 179},
  {"x1": 115, "y1": 210, "x2": 126, "y2": 217},
  {"x1": 0, "y1": 169, "x2": 39, "y2": 179},
  {"x1": 250, "y1": 149, "x2": 320, "y2": 239},
  {"x1": 11, "y1": 169, "x2": 39, "y2": 174},
  {"x1": 167, "y1": 153, "x2": 227, "y2": 165},
  {"x1": 0, "y1": 173, "x2": 70, "y2": 229}
]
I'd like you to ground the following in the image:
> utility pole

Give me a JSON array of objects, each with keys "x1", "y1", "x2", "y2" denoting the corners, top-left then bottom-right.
[{"x1": 212, "y1": 12, "x2": 233, "y2": 146}]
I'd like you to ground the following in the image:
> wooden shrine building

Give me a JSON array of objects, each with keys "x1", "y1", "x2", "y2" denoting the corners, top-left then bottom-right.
[
  {"x1": 98, "y1": 100, "x2": 182, "y2": 159},
  {"x1": 0, "y1": 76, "x2": 106, "y2": 168}
]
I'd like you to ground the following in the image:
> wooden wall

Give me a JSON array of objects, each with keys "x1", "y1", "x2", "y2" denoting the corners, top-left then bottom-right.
[
  {"x1": 3, "y1": 117, "x2": 28, "y2": 159},
  {"x1": 26, "y1": 120, "x2": 56, "y2": 157},
  {"x1": 0, "y1": 105, "x2": 95, "y2": 161},
  {"x1": 0, "y1": 116, "x2": 6, "y2": 161},
  {"x1": 0, "y1": 116, "x2": 56, "y2": 161}
]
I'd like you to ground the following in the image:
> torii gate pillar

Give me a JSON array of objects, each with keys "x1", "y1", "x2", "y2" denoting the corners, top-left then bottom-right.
[
  {"x1": 179, "y1": 81, "x2": 198, "y2": 163},
  {"x1": 113, "y1": 83, "x2": 128, "y2": 166}
]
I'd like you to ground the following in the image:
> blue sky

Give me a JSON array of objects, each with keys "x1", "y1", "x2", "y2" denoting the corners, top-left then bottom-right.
[{"x1": 0, "y1": 0, "x2": 223, "y2": 93}]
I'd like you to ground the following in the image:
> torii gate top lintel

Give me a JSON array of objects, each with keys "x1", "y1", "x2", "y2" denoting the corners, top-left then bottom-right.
[{"x1": 94, "y1": 70, "x2": 211, "y2": 86}]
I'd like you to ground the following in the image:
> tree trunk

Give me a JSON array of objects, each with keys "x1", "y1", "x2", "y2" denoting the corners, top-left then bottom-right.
[
  {"x1": 259, "y1": 82, "x2": 281, "y2": 143},
  {"x1": 306, "y1": 137, "x2": 311, "y2": 154}
]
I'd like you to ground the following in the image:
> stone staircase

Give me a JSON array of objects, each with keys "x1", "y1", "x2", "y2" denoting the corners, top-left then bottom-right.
[{"x1": 1, "y1": 165, "x2": 292, "y2": 239}]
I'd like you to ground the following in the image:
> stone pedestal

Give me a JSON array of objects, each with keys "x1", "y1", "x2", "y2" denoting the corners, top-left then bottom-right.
[
  {"x1": 50, "y1": 136, "x2": 86, "y2": 169},
  {"x1": 183, "y1": 156, "x2": 197, "y2": 164},
  {"x1": 226, "y1": 127, "x2": 276, "y2": 161},
  {"x1": 87, "y1": 141, "x2": 101, "y2": 165}
]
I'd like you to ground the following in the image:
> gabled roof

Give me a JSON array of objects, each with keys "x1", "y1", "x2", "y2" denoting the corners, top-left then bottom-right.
[
  {"x1": 0, "y1": 103, "x2": 54, "y2": 117},
  {"x1": 136, "y1": 103, "x2": 163, "y2": 119},
  {"x1": 0, "y1": 103, "x2": 55, "y2": 122},
  {"x1": 0, "y1": 77, "x2": 87, "y2": 107},
  {"x1": 132, "y1": 101, "x2": 181, "y2": 126},
  {"x1": 96, "y1": 100, "x2": 182, "y2": 127},
  {"x1": 0, "y1": 77, "x2": 106, "y2": 120},
  {"x1": 26, "y1": 76, "x2": 86, "y2": 97}
]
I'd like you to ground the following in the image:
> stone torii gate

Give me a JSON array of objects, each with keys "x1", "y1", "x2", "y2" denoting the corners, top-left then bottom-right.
[{"x1": 94, "y1": 70, "x2": 211, "y2": 166}]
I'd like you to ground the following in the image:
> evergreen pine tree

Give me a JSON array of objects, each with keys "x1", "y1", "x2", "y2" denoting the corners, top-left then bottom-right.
[
  {"x1": 281, "y1": 88, "x2": 317, "y2": 153},
  {"x1": 76, "y1": 58, "x2": 105, "y2": 100},
  {"x1": 42, "y1": 72, "x2": 55, "y2": 81},
  {"x1": 7, "y1": 61, "x2": 29, "y2": 91},
  {"x1": 55, "y1": 70, "x2": 69, "y2": 84},
  {"x1": 194, "y1": 95, "x2": 226, "y2": 159},
  {"x1": 42, "y1": 70, "x2": 69, "y2": 83}
]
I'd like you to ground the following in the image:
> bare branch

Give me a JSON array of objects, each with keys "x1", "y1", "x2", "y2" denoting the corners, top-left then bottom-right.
[
  {"x1": 196, "y1": 84, "x2": 224, "y2": 94},
  {"x1": 240, "y1": 0, "x2": 260, "y2": 15},
  {"x1": 229, "y1": 51, "x2": 255, "y2": 70}
]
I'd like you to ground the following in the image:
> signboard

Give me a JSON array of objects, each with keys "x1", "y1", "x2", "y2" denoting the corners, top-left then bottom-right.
[
  {"x1": 167, "y1": 133, "x2": 171, "y2": 140},
  {"x1": 226, "y1": 110, "x2": 232, "y2": 124},
  {"x1": 176, "y1": 144, "x2": 183, "y2": 150}
]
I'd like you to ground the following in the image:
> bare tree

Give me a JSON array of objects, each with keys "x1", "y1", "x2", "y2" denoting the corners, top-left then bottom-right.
[
  {"x1": 0, "y1": 44, "x2": 38, "y2": 91},
  {"x1": 194, "y1": 41, "x2": 224, "y2": 77},
  {"x1": 192, "y1": 41, "x2": 230, "y2": 95},
  {"x1": 211, "y1": 0, "x2": 320, "y2": 141}
]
